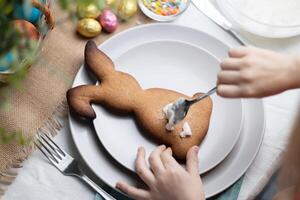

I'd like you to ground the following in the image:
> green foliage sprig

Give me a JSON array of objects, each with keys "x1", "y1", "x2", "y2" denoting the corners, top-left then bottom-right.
[
  {"x1": 0, "y1": 0, "x2": 44, "y2": 145},
  {"x1": 0, "y1": 0, "x2": 104, "y2": 146},
  {"x1": 0, "y1": 128, "x2": 32, "y2": 145},
  {"x1": 0, "y1": 0, "x2": 20, "y2": 56}
]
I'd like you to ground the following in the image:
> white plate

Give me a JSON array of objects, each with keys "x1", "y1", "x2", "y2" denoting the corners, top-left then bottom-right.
[
  {"x1": 92, "y1": 40, "x2": 243, "y2": 174},
  {"x1": 69, "y1": 24, "x2": 265, "y2": 198},
  {"x1": 215, "y1": 0, "x2": 300, "y2": 38}
]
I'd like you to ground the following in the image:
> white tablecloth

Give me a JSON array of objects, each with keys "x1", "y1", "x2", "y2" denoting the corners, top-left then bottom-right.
[{"x1": 3, "y1": 3, "x2": 300, "y2": 200}]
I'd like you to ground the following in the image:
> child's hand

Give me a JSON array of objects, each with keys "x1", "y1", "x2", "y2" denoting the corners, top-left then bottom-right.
[
  {"x1": 116, "y1": 145, "x2": 205, "y2": 200},
  {"x1": 217, "y1": 47, "x2": 300, "y2": 98}
]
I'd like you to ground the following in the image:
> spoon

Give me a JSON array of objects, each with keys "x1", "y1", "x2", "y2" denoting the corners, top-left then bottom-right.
[{"x1": 173, "y1": 86, "x2": 217, "y2": 124}]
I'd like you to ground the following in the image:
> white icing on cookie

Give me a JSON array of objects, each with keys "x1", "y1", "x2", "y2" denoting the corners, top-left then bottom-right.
[
  {"x1": 163, "y1": 97, "x2": 185, "y2": 131},
  {"x1": 180, "y1": 122, "x2": 192, "y2": 138}
]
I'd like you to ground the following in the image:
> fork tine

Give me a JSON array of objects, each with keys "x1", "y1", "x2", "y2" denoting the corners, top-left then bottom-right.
[
  {"x1": 34, "y1": 140, "x2": 59, "y2": 164},
  {"x1": 43, "y1": 133, "x2": 66, "y2": 156},
  {"x1": 36, "y1": 136, "x2": 63, "y2": 163},
  {"x1": 39, "y1": 134, "x2": 63, "y2": 160}
]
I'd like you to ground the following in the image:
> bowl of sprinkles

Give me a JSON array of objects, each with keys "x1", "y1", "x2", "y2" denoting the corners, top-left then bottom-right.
[{"x1": 138, "y1": 0, "x2": 190, "y2": 21}]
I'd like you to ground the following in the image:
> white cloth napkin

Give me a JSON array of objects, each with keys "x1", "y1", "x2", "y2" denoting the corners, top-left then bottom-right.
[{"x1": 3, "y1": 4, "x2": 300, "y2": 200}]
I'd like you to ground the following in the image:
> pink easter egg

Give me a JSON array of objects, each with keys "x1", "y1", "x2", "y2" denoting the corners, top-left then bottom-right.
[{"x1": 99, "y1": 9, "x2": 118, "y2": 33}]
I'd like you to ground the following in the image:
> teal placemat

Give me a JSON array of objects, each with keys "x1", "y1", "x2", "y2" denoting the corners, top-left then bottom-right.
[
  {"x1": 95, "y1": 176, "x2": 244, "y2": 200},
  {"x1": 209, "y1": 176, "x2": 244, "y2": 200}
]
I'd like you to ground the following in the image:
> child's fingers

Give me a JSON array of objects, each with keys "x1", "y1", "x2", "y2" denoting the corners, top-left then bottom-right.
[
  {"x1": 160, "y1": 147, "x2": 180, "y2": 170},
  {"x1": 186, "y1": 146, "x2": 199, "y2": 176},
  {"x1": 217, "y1": 71, "x2": 241, "y2": 85},
  {"x1": 228, "y1": 47, "x2": 251, "y2": 58},
  {"x1": 149, "y1": 145, "x2": 166, "y2": 175},
  {"x1": 116, "y1": 181, "x2": 149, "y2": 200},
  {"x1": 135, "y1": 147, "x2": 155, "y2": 185},
  {"x1": 221, "y1": 58, "x2": 244, "y2": 70},
  {"x1": 217, "y1": 85, "x2": 243, "y2": 98}
]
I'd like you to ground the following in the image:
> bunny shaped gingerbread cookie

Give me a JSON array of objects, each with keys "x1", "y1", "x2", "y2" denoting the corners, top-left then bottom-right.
[{"x1": 67, "y1": 41, "x2": 213, "y2": 160}]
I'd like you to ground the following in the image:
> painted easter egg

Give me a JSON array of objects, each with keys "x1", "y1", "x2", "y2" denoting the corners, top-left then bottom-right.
[
  {"x1": 0, "y1": 52, "x2": 14, "y2": 72},
  {"x1": 14, "y1": 4, "x2": 42, "y2": 24},
  {"x1": 77, "y1": 18, "x2": 102, "y2": 38},
  {"x1": 99, "y1": 10, "x2": 118, "y2": 33},
  {"x1": 13, "y1": 20, "x2": 39, "y2": 40}
]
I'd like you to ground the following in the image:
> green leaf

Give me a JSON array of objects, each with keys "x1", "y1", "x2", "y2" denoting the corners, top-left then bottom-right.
[
  {"x1": 96, "y1": 0, "x2": 106, "y2": 10},
  {"x1": 3, "y1": 4, "x2": 13, "y2": 15},
  {"x1": 58, "y1": 0, "x2": 69, "y2": 9},
  {"x1": 0, "y1": 128, "x2": 32, "y2": 146},
  {"x1": 0, "y1": 129, "x2": 16, "y2": 144}
]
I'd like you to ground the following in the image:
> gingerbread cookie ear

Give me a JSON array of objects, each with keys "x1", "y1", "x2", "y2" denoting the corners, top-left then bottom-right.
[
  {"x1": 67, "y1": 85, "x2": 99, "y2": 119},
  {"x1": 85, "y1": 41, "x2": 115, "y2": 80}
]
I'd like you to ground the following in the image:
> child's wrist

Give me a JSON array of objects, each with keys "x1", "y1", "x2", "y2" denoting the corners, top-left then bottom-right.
[{"x1": 288, "y1": 55, "x2": 300, "y2": 88}]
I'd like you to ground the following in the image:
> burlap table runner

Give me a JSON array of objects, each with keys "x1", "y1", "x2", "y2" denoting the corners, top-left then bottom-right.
[{"x1": 0, "y1": 2, "x2": 150, "y2": 196}]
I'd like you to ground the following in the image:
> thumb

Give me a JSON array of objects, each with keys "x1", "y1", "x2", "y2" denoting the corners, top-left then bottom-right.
[{"x1": 186, "y1": 146, "x2": 199, "y2": 175}]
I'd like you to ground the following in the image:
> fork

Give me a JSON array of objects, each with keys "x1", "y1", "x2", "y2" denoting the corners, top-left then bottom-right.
[
  {"x1": 173, "y1": 86, "x2": 217, "y2": 124},
  {"x1": 35, "y1": 133, "x2": 116, "y2": 200}
]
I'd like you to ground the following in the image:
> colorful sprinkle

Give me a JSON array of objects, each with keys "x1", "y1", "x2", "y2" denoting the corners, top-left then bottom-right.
[{"x1": 142, "y1": 0, "x2": 186, "y2": 16}]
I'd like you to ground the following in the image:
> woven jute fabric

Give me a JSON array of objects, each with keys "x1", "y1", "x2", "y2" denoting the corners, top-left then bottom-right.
[{"x1": 0, "y1": 1, "x2": 150, "y2": 195}]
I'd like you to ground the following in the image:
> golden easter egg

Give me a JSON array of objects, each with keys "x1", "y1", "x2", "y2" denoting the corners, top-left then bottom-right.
[
  {"x1": 106, "y1": 0, "x2": 116, "y2": 6},
  {"x1": 77, "y1": 18, "x2": 102, "y2": 38},
  {"x1": 77, "y1": 4, "x2": 101, "y2": 19},
  {"x1": 117, "y1": 0, "x2": 137, "y2": 20}
]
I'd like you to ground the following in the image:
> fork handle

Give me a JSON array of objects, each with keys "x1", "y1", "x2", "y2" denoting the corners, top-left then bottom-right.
[
  {"x1": 228, "y1": 29, "x2": 248, "y2": 46},
  {"x1": 80, "y1": 175, "x2": 116, "y2": 200},
  {"x1": 190, "y1": 86, "x2": 217, "y2": 105}
]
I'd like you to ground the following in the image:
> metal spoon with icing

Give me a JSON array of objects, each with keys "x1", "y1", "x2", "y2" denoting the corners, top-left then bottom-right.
[{"x1": 163, "y1": 86, "x2": 217, "y2": 130}]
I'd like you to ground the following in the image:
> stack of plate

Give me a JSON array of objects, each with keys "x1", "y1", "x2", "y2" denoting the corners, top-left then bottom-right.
[
  {"x1": 69, "y1": 24, "x2": 265, "y2": 198},
  {"x1": 216, "y1": 0, "x2": 300, "y2": 38}
]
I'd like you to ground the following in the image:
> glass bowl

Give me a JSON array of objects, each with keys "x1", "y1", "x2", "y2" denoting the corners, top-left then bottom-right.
[
  {"x1": 216, "y1": 0, "x2": 300, "y2": 38},
  {"x1": 0, "y1": 0, "x2": 54, "y2": 83},
  {"x1": 138, "y1": 0, "x2": 190, "y2": 22}
]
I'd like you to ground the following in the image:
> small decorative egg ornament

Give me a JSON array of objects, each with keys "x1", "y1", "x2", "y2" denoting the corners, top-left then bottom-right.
[
  {"x1": 14, "y1": 4, "x2": 42, "y2": 24},
  {"x1": 106, "y1": 0, "x2": 116, "y2": 6},
  {"x1": 99, "y1": 10, "x2": 118, "y2": 33},
  {"x1": 13, "y1": 20, "x2": 39, "y2": 40},
  {"x1": 117, "y1": 0, "x2": 137, "y2": 20},
  {"x1": 0, "y1": 52, "x2": 15, "y2": 72},
  {"x1": 77, "y1": 4, "x2": 101, "y2": 19},
  {"x1": 77, "y1": 18, "x2": 102, "y2": 38}
]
